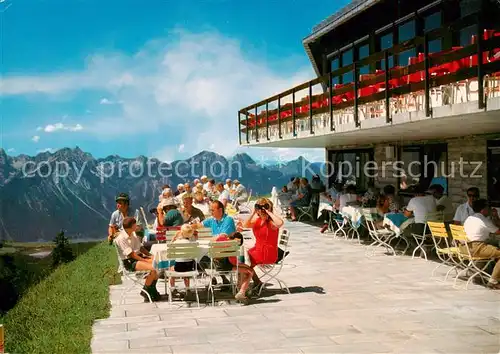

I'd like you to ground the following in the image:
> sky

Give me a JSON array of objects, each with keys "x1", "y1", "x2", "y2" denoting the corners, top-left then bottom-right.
[{"x1": 0, "y1": 0, "x2": 350, "y2": 163}]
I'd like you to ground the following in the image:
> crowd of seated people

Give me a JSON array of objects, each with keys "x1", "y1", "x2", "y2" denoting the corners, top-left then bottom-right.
[{"x1": 106, "y1": 177, "x2": 291, "y2": 302}]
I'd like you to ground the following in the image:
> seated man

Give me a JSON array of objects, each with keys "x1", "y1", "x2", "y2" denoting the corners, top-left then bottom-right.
[
  {"x1": 453, "y1": 187, "x2": 479, "y2": 225},
  {"x1": 114, "y1": 217, "x2": 160, "y2": 301},
  {"x1": 216, "y1": 182, "x2": 230, "y2": 208},
  {"x1": 403, "y1": 186, "x2": 436, "y2": 237},
  {"x1": 181, "y1": 193, "x2": 205, "y2": 223},
  {"x1": 462, "y1": 199, "x2": 500, "y2": 290},
  {"x1": 428, "y1": 184, "x2": 454, "y2": 222},
  {"x1": 232, "y1": 180, "x2": 248, "y2": 210}
]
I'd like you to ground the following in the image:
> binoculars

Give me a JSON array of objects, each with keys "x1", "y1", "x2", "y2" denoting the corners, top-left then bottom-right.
[{"x1": 255, "y1": 204, "x2": 269, "y2": 211}]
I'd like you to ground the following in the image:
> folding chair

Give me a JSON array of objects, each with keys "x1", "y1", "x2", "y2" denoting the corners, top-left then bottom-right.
[
  {"x1": 427, "y1": 221, "x2": 460, "y2": 281},
  {"x1": 206, "y1": 240, "x2": 240, "y2": 306},
  {"x1": 411, "y1": 211, "x2": 444, "y2": 260},
  {"x1": 113, "y1": 242, "x2": 152, "y2": 304},
  {"x1": 296, "y1": 200, "x2": 315, "y2": 221},
  {"x1": 363, "y1": 209, "x2": 398, "y2": 256},
  {"x1": 257, "y1": 229, "x2": 291, "y2": 295},
  {"x1": 449, "y1": 225, "x2": 496, "y2": 290},
  {"x1": 163, "y1": 242, "x2": 201, "y2": 307}
]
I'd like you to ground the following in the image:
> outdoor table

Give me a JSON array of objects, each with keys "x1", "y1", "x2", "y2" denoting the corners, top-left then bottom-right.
[
  {"x1": 383, "y1": 213, "x2": 414, "y2": 237},
  {"x1": 317, "y1": 202, "x2": 334, "y2": 219}
]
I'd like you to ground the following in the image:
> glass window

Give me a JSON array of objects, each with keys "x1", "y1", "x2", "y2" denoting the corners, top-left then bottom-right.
[
  {"x1": 424, "y1": 12, "x2": 442, "y2": 53},
  {"x1": 399, "y1": 48, "x2": 416, "y2": 67},
  {"x1": 460, "y1": 0, "x2": 481, "y2": 17},
  {"x1": 399, "y1": 144, "x2": 448, "y2": 193},
  {"x1": 358, "y1": 44, "x2": 370, "y2": 75},
  {"x1": 331, "y1": 58, "x2": 340, "y2": 85},
  {"x1": 424, "y1": 12, "x2": 441, "y2": 32},
  {"x1": 328, "y1": 150, "x2": 374, "y2": 191},
  {"x1": 380, "y1": 32, "x2": 394, "y2": 69},
  {"x1": 399, "y1": 20, "x2": 415, "y2": 42},
  {"x1": 342, "y1": 49, "x2": 354, "y2": 83},
  {"x1": 460, "y1": 25, "x2": 477, "y2": 46}
]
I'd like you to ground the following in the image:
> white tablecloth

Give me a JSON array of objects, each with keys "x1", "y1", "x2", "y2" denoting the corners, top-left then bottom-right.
[
  {"x1": 383, "y1": 216, "x2": 414, "y2": 236},
  {"x1": 151, "y1": 241, "x2": 210, "y2": 269},
  {"x1": 341, "y1": 206, "x2": 377, "y2": 227},
  {"x1": 317, "y1": 202, "x2": 334, "y2": 218}
]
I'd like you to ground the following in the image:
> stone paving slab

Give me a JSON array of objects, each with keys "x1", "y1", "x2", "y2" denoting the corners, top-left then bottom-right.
[{"x1": 92, "y1": 221, "x2": 500, "y2": 353}]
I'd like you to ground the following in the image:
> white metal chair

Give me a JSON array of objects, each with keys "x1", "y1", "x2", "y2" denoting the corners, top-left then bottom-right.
[
  {"x1": 163, "y1": 242, "x2": 201, "y2": 307},
  {"x1": 206, "y1": 240, "x2": 240, "y2": 306},
  {"x1": 296, "y1": 199, "x2": 315, "y2": 221},
  {"x1": 113, "y1": 242, "x2": 152, "y2": 304},
  {"x1": 411, "y1": 211, "x2": 444, "y2": 260},
  {"x1": 236, "y1": 190, "x2": 253, "y2": 212},
  {"x1": 363, "y1": 209, "x2": 397, "y2": 256},
  {"x1": 257, "y1": 229, "x2": 291, "y2": 295}
]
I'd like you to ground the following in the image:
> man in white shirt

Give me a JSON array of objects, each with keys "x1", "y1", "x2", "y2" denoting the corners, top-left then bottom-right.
[
  {"x1": 428, "y1": 184, "x2": 454, "y2": 222},
  {"x1": 453, "y1": 187, "x2": 479, "y2": 225},
  {"x1": 224, "y1": 179, "x2": 233, "y2": 191},
  {"x1": 462, "y1": 199, "x2": 500, "y2": 289},
  {"x1": 403, "y1": 187, "x2": 437, "y2": 236},
  {"x1": 216, "y1": 182, "x2": 230, "y2": 208},
  {"x1": 114, "y1": 217, "x2": 160, "y2": 300}
]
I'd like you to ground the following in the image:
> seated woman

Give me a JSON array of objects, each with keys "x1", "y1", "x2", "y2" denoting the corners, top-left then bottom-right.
[
  {"x1": 383, "y1": 184, "x2": 400, "y2": 212},
  {"x1": 193, "y1": 191, "x2": 210, "y2": 216},
  {"x1": 156, "y1": 198, "x2": 184, "y2": 228},
  {"x1": 373, "y1": 195, "x2": 390, "y2": 229},
  {"x1": 243, "y1": 198, "x2": 284, "y2": 292},
  {"x1": 289, "y1": 178, "x2": 312, "y2": 221}
]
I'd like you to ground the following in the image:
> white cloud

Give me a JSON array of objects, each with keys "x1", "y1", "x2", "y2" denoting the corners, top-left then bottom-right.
[
  {"x1": 3, "y1": 30, "x2": 321, "y2": 159},
  {"x1": 37, "y1": 148, "x2": 55, "y2": 154},
  {"x1": 44, "y1": 123, "x2": 83, "y2": 133},
  {"x1": 100, "y1": 98, "x2": 112, "y2": 105},
  {"x1": 7, "y1": 148, "x2": 15, "y2": 153},
  {"x1": 31, "y1": 135, "x2": 40, "y2": 143},
  {"x1": 178, "y1": 144, "x2": 185, "y2": 153}
]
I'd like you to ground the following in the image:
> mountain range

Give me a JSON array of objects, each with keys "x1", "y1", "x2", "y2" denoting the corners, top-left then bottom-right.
[{"x1": 0, "y1": 148, "x2": 322, "y2": 242}]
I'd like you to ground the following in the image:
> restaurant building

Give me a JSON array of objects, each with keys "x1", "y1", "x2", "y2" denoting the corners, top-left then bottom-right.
[{"x1": 238, "y1": 0, "x2": 500, "y2": 207}]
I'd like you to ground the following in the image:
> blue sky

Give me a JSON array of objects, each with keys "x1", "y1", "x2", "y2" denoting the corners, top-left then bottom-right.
[{"x1": 1, "y1": 0, "x2": 350, "y2": 162}]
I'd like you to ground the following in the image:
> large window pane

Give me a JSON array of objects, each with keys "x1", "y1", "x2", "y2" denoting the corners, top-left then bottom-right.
[
  {"x1": 342, "y1": 49, "x2": 354, "y2": 83},
  {"x1": 399, "y1": 20, "x2": 415, "y2": 42},
  {"x1": 425, "y1": 12, "x2": 442, "y2": 53},
  {"x1": 358, "y1": 44, "x2": 370, "y2": 75},
  {"x1": 487, "y1": 140, "x2": 500, "y2": 205},
  {"x1": 460, "y1": 0, "x2": 481, "y2": 17},
  {"x1": 399, "y1": 48, "x2": 416, "y2": 66},
  {"x1": 331, "y1": 58, "x2": 340, "y2": 85},
  {"x1": 460, "y1": 25, "x2": 477, "y2": 46},
  {"x1": 380, "y1": 32, "x2": 394, "y2": 69}
]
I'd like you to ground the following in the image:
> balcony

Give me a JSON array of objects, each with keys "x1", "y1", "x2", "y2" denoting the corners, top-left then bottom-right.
[{"x1": 238, "y1": 23, "x2": 500, "y2": 148}]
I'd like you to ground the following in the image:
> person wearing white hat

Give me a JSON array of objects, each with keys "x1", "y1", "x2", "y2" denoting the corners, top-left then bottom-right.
[
  {"x1": 156, "y1": 198, "x2": 184, "y2": 227},
  {"x1": 224, "y1": 179, "x2": 232, "y2": 191}
]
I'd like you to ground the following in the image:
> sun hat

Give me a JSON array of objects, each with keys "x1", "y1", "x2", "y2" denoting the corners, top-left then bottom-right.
[
  {"x1": 162, "y1": 198, "x2": 177, "y2": 207},
  {"x1": 116, "y1": 193, "x2": 130, "y2": 202}
]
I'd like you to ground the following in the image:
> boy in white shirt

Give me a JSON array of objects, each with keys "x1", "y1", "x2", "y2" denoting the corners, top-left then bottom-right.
[{"x1": 403, "y1": 187, "x2": 437, "y2": 237}]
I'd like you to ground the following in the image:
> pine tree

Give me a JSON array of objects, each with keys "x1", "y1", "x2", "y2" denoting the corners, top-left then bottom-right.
[{"x1": 52, "y1": 230, "x2": 75, "y2": 267}]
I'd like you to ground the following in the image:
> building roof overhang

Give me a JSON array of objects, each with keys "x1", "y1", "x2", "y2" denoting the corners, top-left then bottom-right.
[{"x1": 302, "y1": 0, "x2": 383, "y2": 78}]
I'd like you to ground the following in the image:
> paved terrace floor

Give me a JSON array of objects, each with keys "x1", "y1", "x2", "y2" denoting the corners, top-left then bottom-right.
[{"x1": 92, "y1": 222, "x2": 500, "y2": 354}]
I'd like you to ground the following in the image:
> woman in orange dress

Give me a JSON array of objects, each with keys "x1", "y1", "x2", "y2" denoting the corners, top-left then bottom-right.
[{"x1": 243, "y1": 197, "x2": 284, "y2": 291}]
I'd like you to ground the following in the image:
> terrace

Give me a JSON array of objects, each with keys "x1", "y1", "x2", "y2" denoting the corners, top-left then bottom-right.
[{"x1": 238, "y1": 14, "x2": 500, "y2": 148}]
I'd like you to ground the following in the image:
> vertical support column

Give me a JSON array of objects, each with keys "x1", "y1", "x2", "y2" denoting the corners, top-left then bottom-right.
[
  {"x1": 245, "y1": 112, "x2": 249, "y2": 143},
  {"x1": 277, "y1": 96, "x2": 282, "y2": 139},
  {"x1": 329, "y1": 72, "x2": 334, "y2": 131},
  {"x1": 292, "y1": 90, "x2": 296, "y2": 137},
  {"x1": 384, "y1": 51, "x2": 391, "y2": 123},
  {"x1": 309, "y1": 82, "x2": 313, "y2": 134},
  {"x1": 266, "y1": 101, "x2": 269, "y2": 140},
  {"x1": 254, "y1": 106, "x2": 259, "y2": 142},
  {"x1": 353, "y1": 63, "x2": 359, "y2": 127},
  {"x1": 238, "y1": 111, "x2": 241, "y2": 145},
  {"x1": 477, "y1": 15, "x2": 485, "y2": 110},
  {"x1": 424, "y1": 33, "x2": 431, "y2": 117}
]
